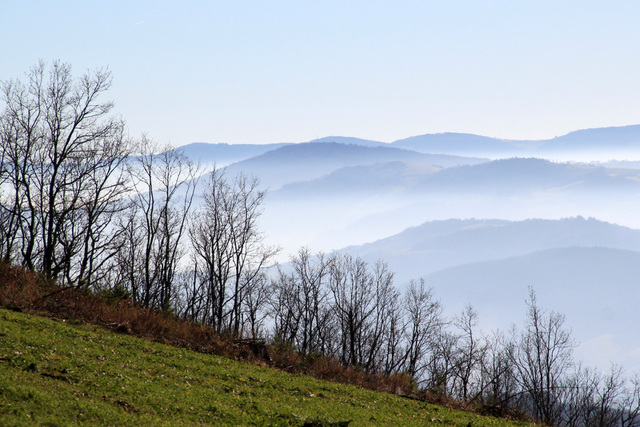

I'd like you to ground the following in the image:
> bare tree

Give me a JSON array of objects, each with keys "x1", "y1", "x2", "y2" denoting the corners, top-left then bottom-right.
[
  {"x1": 381, "y1": 284, "x2": 405, "y2": 375},
  {"x1": 590, "y1": 365, "x2": 625, "y2": 427},
  {"x1": 0, "y1": 60, "x2": 131, "y2": 286},
  {"x1": 361, "y1": 260, "x2": 398, "y2": 372},
  {"x1": 562, "y1": 364, "x2": 599, "y2": 427},
  {"x1": 118, "y1": 138, "x2": 198, "y2": 309},
  {"x1": 270, "y1": 248, "x2": 331, "y2": 354},
  {"x1": 403, "y1": 278, "x2": 445, "y2": 382},
  {"x1": 328, "y1": 254, "x2": 379, "y2": 367},
  {"x1": 240, "y1": 270, "x2": 271, "y2": 338},
  {"x1": 512, "y1": 288, "x2": 575, "y2": 426},
  {"x1": 621, "y1": 373, "x2": 640, "y2": 427},
  {"x1": 270, "y1": 266, "x2": 302, "y2": 348},
  {"x1": 189, "y1": 168, "x2": 276, "y2": 335},
  {"x1": 477, "y1": 330, "x2": 518, "y2": 407},
  {"x1": 452, "y1": 305, "x2": 486, "y2": 401}
]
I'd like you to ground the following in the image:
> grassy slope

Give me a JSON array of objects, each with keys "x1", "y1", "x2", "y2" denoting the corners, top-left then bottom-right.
[{"x1": 0, "y1": 308, "x2": 530, "y2": 426}]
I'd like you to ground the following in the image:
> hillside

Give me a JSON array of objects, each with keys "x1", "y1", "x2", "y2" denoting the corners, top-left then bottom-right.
[
  {"x1": 342, "y1": 218, "x2": 640, "y2": 371},
  {"x1": 0, "y1": 308, "x2": 529, "y2": 426},
  {"x1": 174, "y1": 142, "x2": 289, "y2": 167},
  {"x1": 391, "y1": 132, "x2": 525, "y2": 156},
  {"x1": 273, "y1": 161, "x2": 441, "y2": 198},
  {"x1": 386, "y1": 125, "x2": 640, "y2": 159},
  {"x1": 222, "y1": 142, "x2": 485, "y2": 190},
  {"x1": 345, "y1": 217, "x2": 640, "y2": 279}
]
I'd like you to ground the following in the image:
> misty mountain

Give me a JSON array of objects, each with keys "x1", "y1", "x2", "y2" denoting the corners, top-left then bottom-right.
[
  {"x1": 545, "y1": 124, "x2": 640, "y2": 150},
  {"x1": 426, "y1": 246, "x2": 640, "y2": 315},
  {"x1": 422, "y1": 246, "x2": 640, "y2": 370},
  {"x1": 176, "y1": 124, "x2": 640, "y2": 172},
  {"x1": 410, "y1": 158, "x2": 640, "y2": 194},
  {"x1": 309, "y1": 136, "x2": 387, "y2": 147},
  {"x1": 391, "y1": 132, "x2": 527, "y2": 156},
  {"x1": 173, "y1": 142, "x2": 289, "y2": 167},
  {"x1": 343, "y1": 217, "x2": 640, "y2": 284},
  {"x1": 386, "y1": 124, "x2": 640, "y2": 159},
  {"x1": 273, "y1": 161, "x2": 441, "y2": 198},
  {"x1": 340, "y1": 217, "x2": 640, "y2": 369},
  {"x1": 272, "y1": 157, "x2": 640, "y2": 200},
  {"x1": 223, "y1": 142, "x2": 485, "y2": 190}
]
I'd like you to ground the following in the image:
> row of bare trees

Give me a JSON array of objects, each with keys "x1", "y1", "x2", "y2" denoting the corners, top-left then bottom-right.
[
  {"x1": 266, "y1": 251, "x2": 640, "y2": 426},
  {"x1": 0, "y1": 62, "x2": 278, "y2": 340},
  {"x1": 0, "y1": 60, "x2": 131, "y2": 285}
]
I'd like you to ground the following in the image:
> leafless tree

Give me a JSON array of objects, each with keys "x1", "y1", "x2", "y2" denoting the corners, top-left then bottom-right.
[
  {"x1": 477, "y1": 330, "x2": 518, "y2": 406},
  {"x1": 380, "y1": 284, "x2": 405, "y2": 375},
  {"x1": 362, "y1": 260, "x2": 399, "y2": 371},
  {"x1": 328, "y1": 253, "x2": 374, "y2": 367},
  {"x1": 512, "y1": 288, "x2": 575, "y2": 426},
  {"x1": 591, "y1": 365, "x2": 625, "y2": 427},
  {"x1": 620, "y1": 373, "x2": 640, "y2": 427},
  {"x1": 562, "y1": 364, "x2": 599, "y2": 427},
  {"x1": 403, "y1": 278, "x2": 446, "y2": 382},
  {"x1": 189, "y1": 167, "x2": 277, "y2": 335},
  {"x1": 117, "y1": 138, "x2": 198, "y2": 309},
  {"x1": 270, "y1": 248, "x2": 331, "y2": 354},
  {"x1": 325, "y1": 254, "x2": 400, "y2": 370},
  {"x1": 240, "y1": 270, "x2": 271, "y2": 338},
  {"x1": 452, "y1": 305, "x2": 486, "y2": 401},
  {"x1": 0, "y1": 60, "x2": 131, "y2": 286}
]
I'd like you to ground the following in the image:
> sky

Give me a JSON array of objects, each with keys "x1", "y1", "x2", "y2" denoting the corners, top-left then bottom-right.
[{"x1": 2, "y1": 1, "x2": 640, "y2": 146}]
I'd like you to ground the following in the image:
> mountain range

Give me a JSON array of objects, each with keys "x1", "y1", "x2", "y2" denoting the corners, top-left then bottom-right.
[
  {"x1": 343, "y1": 217, "x2": 640, "y2": 281},
  {"x1": 343, "y1": 217, "x2": 640, "y2": 371},
  {"x1": 223, "y1": 142, "x2": 484, "y2": 191},
  {"x1": 175, "y1": 124, "x2": 640, "y2": 371},
  {"x1": 177, "y1": 124, "x2": 640, "y2": 165}
]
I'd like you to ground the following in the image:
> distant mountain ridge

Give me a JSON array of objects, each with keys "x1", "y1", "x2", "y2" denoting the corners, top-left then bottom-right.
[
  {"x1": 341, "y1": 216, "x2": 640, "y2": 369},
  {"x1": 390, "y1": 125, "x2": 640, "y2": 157},
  {"x1": 175, "y1": 142, "x2": 289, "y2": 166},
  {"x1": 344, "y1": 217, "x2": 640, "y2": 283},
  {"x1": 271, "y1": 157, "x2": 640, "y2": 200},
  {"x1": 422, "y1": 245, "x2": 640, "y2": 370},
  {"x1": 177, "y1": 124, "x2": 640, "y2": 164},
  {"x1": 550, "y1": 124, "x2": 640, "y2": 148},
  {"x1": 223, "y1": 142, "x2": 483, "y2": 190},
  {"x1": 391, "y1": 132, "x2": 523, "y2": 155}
]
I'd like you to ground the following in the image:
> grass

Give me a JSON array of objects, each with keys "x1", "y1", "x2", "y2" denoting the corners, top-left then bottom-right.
[{"x1": 0, "y1": 307, "x2": 533, "y2": 426}]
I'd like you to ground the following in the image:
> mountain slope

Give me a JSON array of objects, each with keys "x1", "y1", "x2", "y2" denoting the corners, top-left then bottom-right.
[
  {"x1": 410, "y1": 158, "x2": 640, "y2": 194},
  {"x1": 542, "y1": 124, "x2": 640, "y2": 150},
  {"x1": 309, "y1": 136, "x2": 387, "y2": 147},
  {"x1": 388, "y1": 124, "x2": 640, "y2": 158},
  {"x1": 271, "y1": 158, "x2": 640, "y2": 201},
  {"x1": 344, "y1": 217, "x2": 640, "y2": 283},
  {"x1": 223, "y1": 142, "x2": 484, "y2": 190},
  {"x1": 423, "y1": 246, "x2": 640, "y2": 370},
  {"x1": 0, "y1": 308, "x2": 527, "y2": 426},
  {"x1": 273, "y1": 161, "x2": 441, "y2": 198},
  {"x1": 174, "y1": 142, "x2": 288, "y2": 166},
  {"x1": 391, "y1": 132, "x2": 526, "y2": 156}
]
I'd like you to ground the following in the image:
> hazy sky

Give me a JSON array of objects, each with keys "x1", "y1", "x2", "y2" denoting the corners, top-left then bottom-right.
[{"x1": 3, "y1": 1, "x2": 640, "y2": 145}]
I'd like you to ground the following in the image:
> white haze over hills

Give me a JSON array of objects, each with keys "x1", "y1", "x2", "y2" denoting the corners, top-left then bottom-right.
[{"x1": 177, "y1": 124, "x2": 640, "y2": 371}]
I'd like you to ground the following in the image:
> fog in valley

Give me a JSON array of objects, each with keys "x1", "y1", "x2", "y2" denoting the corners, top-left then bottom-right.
[{"x1": 178, "y1": 126, "x2": 640, "y2": 372}]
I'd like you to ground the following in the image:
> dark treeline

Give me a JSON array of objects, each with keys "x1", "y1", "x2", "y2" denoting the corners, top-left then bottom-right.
[
  {"x1": 266, "y1": 251, "x2": 640, "y2": 427},
  {"x1": 2, "y1": 61, "x2": 640, "y2": 426}
]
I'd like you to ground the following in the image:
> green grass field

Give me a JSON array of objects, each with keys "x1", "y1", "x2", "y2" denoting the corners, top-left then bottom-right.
[{"x1": 0, "y1": 308, "x2": 531, "y2": 426}]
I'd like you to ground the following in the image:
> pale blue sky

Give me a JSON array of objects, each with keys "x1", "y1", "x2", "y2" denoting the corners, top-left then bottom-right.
[{"x1": 2, "y1": 1, "x2": 640, "y2": 145}]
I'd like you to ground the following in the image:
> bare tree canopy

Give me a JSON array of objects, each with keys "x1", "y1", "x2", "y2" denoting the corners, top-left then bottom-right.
[
  {"x1": 0, "y1": 60, "x2": 132, "y2": 286},
  {"x1": 187, "y1": 167, "x2": 278, "y2": 335}
]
